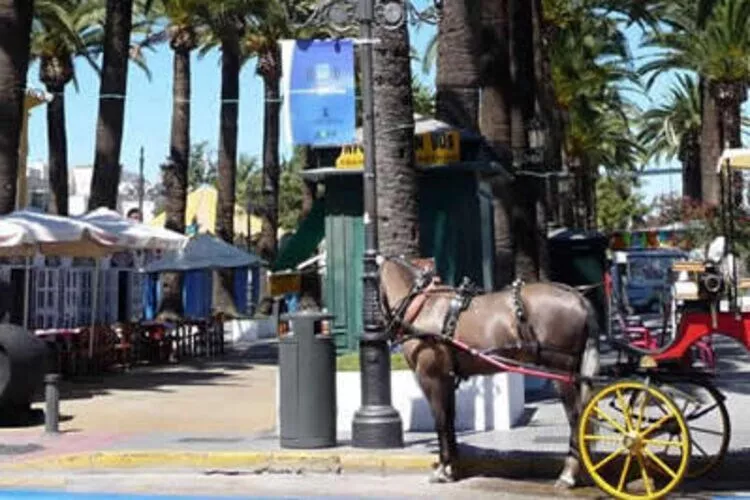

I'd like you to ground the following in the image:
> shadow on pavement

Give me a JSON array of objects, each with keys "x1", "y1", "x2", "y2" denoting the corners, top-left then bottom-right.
[{"x1": 27, "y1": 342, "x2": 277, "y2": 405}]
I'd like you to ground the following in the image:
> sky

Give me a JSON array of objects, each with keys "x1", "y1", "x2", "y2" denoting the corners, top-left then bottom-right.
[{"x1": 24, "y1": 1, "x2": 704, "y2": 204}]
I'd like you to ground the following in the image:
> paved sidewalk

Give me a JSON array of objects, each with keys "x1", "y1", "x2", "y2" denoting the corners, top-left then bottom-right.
[{"x1": 0, "y1": 339, "x2": 748, "y2": 488}]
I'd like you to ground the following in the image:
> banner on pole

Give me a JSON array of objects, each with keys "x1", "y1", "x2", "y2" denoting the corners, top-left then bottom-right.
[{"x1": 280, "y1": 39, "x2": 356, "y2": 147}]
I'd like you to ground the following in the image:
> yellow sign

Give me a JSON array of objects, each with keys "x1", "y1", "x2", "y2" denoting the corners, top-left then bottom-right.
[
  {"x1": 432, "y1": 130, "x2": 460, "y2": 165},
  {"x1": 268, "y1": 271, "x2": 301, "y2": 296},
  {"x1": 335, "y1": 145, "x2": 364, "y2": 169}
]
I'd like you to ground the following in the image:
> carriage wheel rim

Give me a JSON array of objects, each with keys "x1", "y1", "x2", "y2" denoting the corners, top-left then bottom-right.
[
  {"x1": 673, "y1": 382, "x2": 731, "y2": 479},
  {"x1": 579, "y1": 381, "x2": 691, "y2": 500}
]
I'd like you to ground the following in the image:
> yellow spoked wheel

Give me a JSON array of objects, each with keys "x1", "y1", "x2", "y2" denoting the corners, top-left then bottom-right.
[
  {"x1": 658, "y1": 380, "x2": 730, "y2": 479},
  {"x1": 579, "y1": 381, "x2": 691, "y2": 500}
]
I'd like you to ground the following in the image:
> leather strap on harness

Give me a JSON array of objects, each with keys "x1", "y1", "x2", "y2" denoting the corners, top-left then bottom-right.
[
  {"x1": 441, "y1": 276, "x2": 477, "y2": 338},
  {"x1": 512, "y1": 279, "x2": 542, "y2": 363}
]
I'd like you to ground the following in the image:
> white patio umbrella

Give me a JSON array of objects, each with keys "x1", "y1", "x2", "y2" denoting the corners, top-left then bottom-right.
[
  {"x1": 0, "y1": 209, "x2": 120, "y2": 257},
  {"x1": 0, "y1": 210, "x2": 122, "y2": 356},
  {"x1": 79, "y1": 208, "x2": 187, "y2": 251}
]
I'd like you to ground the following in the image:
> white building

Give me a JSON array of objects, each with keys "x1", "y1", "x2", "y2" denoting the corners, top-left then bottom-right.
[{"x1": 25, "y1": 162, "x2": 162, "y2": 222}]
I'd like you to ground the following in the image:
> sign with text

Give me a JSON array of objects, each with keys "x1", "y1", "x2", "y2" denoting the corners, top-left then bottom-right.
[{"x1": 280, "y1": 39, "x2": 356, "y2": 147}]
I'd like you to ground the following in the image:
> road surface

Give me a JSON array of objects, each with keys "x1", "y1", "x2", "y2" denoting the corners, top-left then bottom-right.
[{"x1": 0, "y1": 472, "x2": 748, "y2": 499}]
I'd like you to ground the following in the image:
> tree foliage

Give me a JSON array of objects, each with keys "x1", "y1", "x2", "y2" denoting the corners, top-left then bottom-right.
[
  {"x1": 186, "y1": 142, "x2": 304, "y2": 230},
  {"x1": 412, "y1": 77, "x2": 435, "y2": 117},
  {"x1": 596, "y1": 174, "x2": 649, "y2": 231},
  {"x1": 637, "y1": 73, "x2": 701, "y2": 163}
]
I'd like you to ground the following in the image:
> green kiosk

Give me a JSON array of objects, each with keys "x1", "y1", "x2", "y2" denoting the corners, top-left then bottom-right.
[{"x1": 274, "y1": 117, "x2": 508, "y2": 353}]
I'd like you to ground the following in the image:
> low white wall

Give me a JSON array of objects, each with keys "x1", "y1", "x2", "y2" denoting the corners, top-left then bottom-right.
[
  {"x1": 334, "y1": 370, "x2": 525, "y2": 433},
  {"x1": 225, "y1": 318, "x2": 276, "y2": 343}
]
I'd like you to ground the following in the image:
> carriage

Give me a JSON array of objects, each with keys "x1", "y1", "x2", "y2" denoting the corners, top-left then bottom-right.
[{"x1": 378, "y1": 148, "x2": 750, "y2": 500}]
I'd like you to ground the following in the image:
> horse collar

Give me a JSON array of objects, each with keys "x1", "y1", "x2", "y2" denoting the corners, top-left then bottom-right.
[{"x1": 512, "y1": 279, "x2": 527, "y2": 321}]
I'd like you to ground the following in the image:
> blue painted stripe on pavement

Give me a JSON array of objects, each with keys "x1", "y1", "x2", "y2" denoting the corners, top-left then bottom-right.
[
  {"x1": 0, "y1": 491, "x2": 258, "y2": 500},
  {"x1": 0, "y1": 491, "x2": 366, "y2": 500}
]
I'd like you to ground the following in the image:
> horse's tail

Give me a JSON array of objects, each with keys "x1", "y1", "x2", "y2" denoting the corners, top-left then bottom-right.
[{"x1": 579, "y1": 297, "x2": 600, "y2": 405}]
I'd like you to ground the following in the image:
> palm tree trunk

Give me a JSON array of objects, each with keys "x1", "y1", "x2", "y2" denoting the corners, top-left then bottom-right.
[
  {"x1": 213, "y1": 35, "x2": 241, "y2": 316},
  {"x1": 479, "y1": 0, "x2": 514, "y2": 289},
  {"x1": 435, "y1": 0, "x2": 480, "y2": 130},
  {"x1": 712, "y1": 82, "x2": 746, "y2": 209},
  {"x1": 0, "y1": 0, "x2": 34, "y2": 214},
  {"x1": 89, "y1": 0, "x2": 133, "y2": 210},
  {"x1": 530, "y1": 0, "x2": 550, "y2": 279},
  {"x1": 374, "y1": 0, "x2": 419, "y2": 258},
  {"x1": 159, "y1": 47, "x2": 191, "y2": 318},
  {"x1": 700, "y1": 79, "x2": 721, "y2": 205},
  {"x1": 681, "y1": 132, "x2": 701, "y2": 201},
  {"x1": 257, "y1": 47, "x2": 281, "y2": 264},
  {"x1": 45, "y1": 84, "x2": 69, "y2": 215},
  {"x1": 300, "y1": 146, "x2": 315, "y2": 220},
  {"x1": 509, "y1": 0, "x2": 540, "y2": 282}
]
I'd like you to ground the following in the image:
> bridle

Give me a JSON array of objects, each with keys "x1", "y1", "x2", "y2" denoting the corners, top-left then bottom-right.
[{"x1": 381, "y1": 256, "x2": 441, "y2": 341}]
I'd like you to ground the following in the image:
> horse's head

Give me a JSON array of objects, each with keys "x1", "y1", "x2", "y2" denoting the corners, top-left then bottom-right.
[{"x1": 377, "y1": 255, "x2": 435, "y2": 320}]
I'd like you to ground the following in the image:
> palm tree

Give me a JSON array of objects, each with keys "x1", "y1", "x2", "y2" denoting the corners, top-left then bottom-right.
[
  {"x1": 547, "y1": 1, "x2": 643, "y2": 229},
  {"x1": 0, "y1": 0, "x2": 35, "y2": 214},
  {"x1": 435, "y1": 0, "x2": 480, "y2": 130},
  {"x1": 641, "y1": 0, "x2": 750, "y2": 204},
  {"x1": 143, "y1": 0, "x2": 202, "y2": 316},
  {"x1": 476, "y1": 0, "x2": 514, "y2": 288},
  {"x1": 31, "y1": 0, "x2": 101, "y2": 215},
  {"x1": 373, "y1": 0, "x2": 419, "y2": 258},
  {"x1": 240, "y1": 0, "x2": 319, "y2": 264},
  {"x1": 197, "y1": 0, "x2": 256, "y2": 315},
  {"x1": 638, "y1": 74, "x2": 702, "y2": 200},
  {"x1": 163, "y1": 0, "x2": 201, "y2": 237},
  {"x1": 88, "y1": 0, "x2": 135, "y2": 210}
]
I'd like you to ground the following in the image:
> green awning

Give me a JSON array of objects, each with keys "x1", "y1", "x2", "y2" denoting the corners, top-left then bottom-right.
[{"x1": 271, "y1": 197, "x2": 325, "y2": 271}]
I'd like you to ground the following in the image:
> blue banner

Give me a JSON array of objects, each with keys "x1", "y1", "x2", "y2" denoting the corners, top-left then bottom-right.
[{"x1": 280, "y1": 39, "x2": 356, "y2": 147}]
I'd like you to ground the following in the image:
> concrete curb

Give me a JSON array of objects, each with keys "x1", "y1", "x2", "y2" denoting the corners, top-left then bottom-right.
[
  {"x1": 9, "y1": 448, "x2": 750, "y2": 484},
  {"x1": 6, "y1": 449, "x2": 568, "y2": 479},
  {"x1": 8, "y1": 450, "x2": 434, "y2": 474}
]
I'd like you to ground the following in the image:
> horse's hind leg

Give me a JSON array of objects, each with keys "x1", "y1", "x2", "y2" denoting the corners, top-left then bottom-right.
[
  {"x1": 416, "y1": 369, "x2": 459, "y2": 483},
  {"x1": 554, "y1": 380, "x2": 584, "y2": 489}
]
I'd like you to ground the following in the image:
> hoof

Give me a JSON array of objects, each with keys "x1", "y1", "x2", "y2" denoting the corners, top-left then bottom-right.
[
  {"x1": 554, "y1": 474, "x2": 576, "y2": 490},
  {"x1": 429, "y1": 463, "x2": 456, "y2": 484}
]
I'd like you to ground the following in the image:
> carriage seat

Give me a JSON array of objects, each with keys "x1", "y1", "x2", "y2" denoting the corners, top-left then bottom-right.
[{"x1": 624, "y1": 315, "x2": 663, "y2": 330}]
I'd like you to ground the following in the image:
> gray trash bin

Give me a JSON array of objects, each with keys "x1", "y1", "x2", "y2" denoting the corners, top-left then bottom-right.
[{"x1": 278, "y1": 311, "x2": 336, "y2": 448}]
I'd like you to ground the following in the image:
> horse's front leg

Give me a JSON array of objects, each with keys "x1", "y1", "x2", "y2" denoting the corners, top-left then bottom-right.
[{"x1": 417, "y1": 370, "x2": 459, "y2": 483}]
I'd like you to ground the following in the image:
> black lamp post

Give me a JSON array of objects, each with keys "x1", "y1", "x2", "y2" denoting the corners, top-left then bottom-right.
[
  {"x1": 351, "y1": 0, "x2": 404, "y2": 449},
  {"x1": 302, "y1": 0, "x2": 437, "y2": 448}
]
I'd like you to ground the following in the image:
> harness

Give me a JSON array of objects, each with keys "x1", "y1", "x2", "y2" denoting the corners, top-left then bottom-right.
[
  {"x1": 511, "y1": 279, "x2": 543, "y2": 364},
  {"x1": 441, "y1": 277, "x2": 478, "y2": 338},
  {"x1": 386, "y1": 267, "x2": 583, "y2": 386}
]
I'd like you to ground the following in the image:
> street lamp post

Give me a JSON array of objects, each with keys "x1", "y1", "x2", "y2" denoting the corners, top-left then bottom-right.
[
  {"x1": 301, "y1": 0, "x2": 438, "y2": 449},
  {"x1": 351, "y1": 0, "x2": 403, "y2": 450}
]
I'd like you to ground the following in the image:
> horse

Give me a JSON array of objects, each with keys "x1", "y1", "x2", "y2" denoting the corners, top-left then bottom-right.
[{"x1": 378, "y1": 256, "x2": 601, "y2": 487}]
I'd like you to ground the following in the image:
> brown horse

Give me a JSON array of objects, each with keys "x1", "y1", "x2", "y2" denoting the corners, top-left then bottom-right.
[{"x1": 378, "y1": 256, "x2": 600, "y2": 487}]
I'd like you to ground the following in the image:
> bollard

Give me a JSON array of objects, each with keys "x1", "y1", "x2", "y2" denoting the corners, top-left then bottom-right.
[{"x1": 44, "y1": 373, "x2": 60, "y2": 434}]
